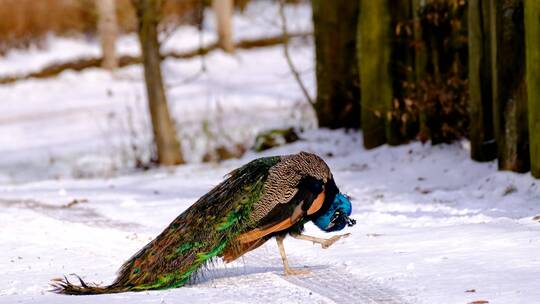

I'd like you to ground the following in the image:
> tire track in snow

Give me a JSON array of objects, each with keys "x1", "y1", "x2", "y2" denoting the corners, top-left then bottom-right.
[
  {"x1": 238, "y1": 251, "x2": 410, "y2": 304},
  {"x1": 5, "y1": 198, "x2": 411, "y2": 303},
  {"x1": 0, "y1": 198, "x2": 143, "y2": 231},
  {"x1": 283, "y1": 266, "x2": 407, "y2": 304}
]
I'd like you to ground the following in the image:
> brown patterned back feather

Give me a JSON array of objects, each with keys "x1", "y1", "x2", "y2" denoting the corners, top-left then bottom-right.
[{"x1": 250, "y1": 151, "x2": 331, "y2": 223}]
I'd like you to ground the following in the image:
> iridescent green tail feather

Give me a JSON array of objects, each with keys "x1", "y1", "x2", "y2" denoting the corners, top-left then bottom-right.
[{"x1": 51, "y1": 156, "x2": 279, "y2": 295}]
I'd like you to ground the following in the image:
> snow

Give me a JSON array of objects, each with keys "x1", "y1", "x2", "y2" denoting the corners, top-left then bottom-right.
[
  {"x1": 2, "y1": 131, "x2": 539, "y2": 304},
  {"x1": 0, "y1": 2, "x2": 315, "y2": 183},
  {"x1": 0, "y1": 1, "x2": 311, "y2": 78},
  {"x1": 1, "y1": 1, "x2": 540, "y2": 304}
]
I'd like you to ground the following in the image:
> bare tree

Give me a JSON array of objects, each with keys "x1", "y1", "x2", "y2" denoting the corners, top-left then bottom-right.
[
  {"x1": 96, "y1": 0, "x2": 118, "y2": 70},
  {"x1": 212, "y1": 0, "x2": 235, "y2": 53},
  {"x1": 132, "y1": 0, "x2": 184, "y2": 165}
]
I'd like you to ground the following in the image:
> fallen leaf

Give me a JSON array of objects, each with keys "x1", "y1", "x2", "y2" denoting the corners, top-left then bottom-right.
[
  {"x1": 414, "y1": 186, "x2": 432, "y2": 194},
  {"x1": 502, "y1": 185, "x2": 517, "y2": 196},
  {"x1": 63, "y1": 198, "x2": 88, "y2": 208}
]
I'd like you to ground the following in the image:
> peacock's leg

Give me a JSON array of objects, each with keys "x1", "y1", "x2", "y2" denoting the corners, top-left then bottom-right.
[
  {"x1": 290, "y1": 233, "x2": 350, "y2": 249},
  {"x1": 275, "y1": 235, "x2": 310, "y2": 276}
]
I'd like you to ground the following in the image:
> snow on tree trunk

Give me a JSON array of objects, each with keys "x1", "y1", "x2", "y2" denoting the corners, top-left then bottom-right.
[
  {"x1": 96, "y1": 0, "x2": 118, "y2": 70},
  {"x1": 134, "y1": 0, "x2": 184, "y2": 165},
  {"x1": 212, "y1": 0, "x2": 235, "y2": 53},
  {"x1": 525, "y1": 0, "x2": 540, "y2": 178}
]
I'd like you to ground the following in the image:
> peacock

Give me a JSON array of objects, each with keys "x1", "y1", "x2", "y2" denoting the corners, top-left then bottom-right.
[{"x1": 51, "y1": 151, "x2": 356, "y2": 295}]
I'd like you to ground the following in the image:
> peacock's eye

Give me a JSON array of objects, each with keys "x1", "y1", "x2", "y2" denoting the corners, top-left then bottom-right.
[{"x1": 328, "y1": 210, "x2": 344, "y2": 227}]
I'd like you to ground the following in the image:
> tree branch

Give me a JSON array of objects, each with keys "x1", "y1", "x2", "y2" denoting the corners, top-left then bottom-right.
[{"x1": 278, "y1": 0, "x2": 315, "y2": 106}]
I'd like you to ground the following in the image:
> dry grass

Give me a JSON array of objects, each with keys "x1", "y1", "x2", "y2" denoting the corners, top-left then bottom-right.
[{"x1": 0, "y1": 0, "x2": 200, "y2": 54}]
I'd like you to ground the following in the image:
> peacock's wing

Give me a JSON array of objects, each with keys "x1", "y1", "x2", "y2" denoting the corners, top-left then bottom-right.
[
  {"x1": 235, "y1": 175, "x2": 326, "y2": 244},
  {"x1": 249, "y1": 152, "x2": 330, "y2": 223},
  {"x1": 221, "y1": 152, "x2": 332, "y2": 262},
  {"x1": 235, "y1": 152, "x2": 332, "y2": 244},
  {"x1": 112, "y1": 156, "x2": 281, "y2": 290}
]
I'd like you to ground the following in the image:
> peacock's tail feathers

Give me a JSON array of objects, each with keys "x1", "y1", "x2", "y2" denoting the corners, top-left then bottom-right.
[
  {"x1": 50, "y1": 275, "x2": 127, "y2": 295},
  {"x1": 52, "y1": 156, "x2": 280, "y2": 295}
]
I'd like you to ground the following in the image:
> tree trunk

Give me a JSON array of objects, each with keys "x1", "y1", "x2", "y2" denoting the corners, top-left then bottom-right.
[
  {"x1": 468, "y1": 0, "x2": 497, "y2": 161},
  {"x1": 312, "y1": 0, "x2": 361, "y2": 129},
  {"x1": 525, "y1": 0, "x2": 540, "y2": 178},
  {"x1": 490, "y1": 0, "x2": 529, "y2": 172},
  {"x1": 388, "y1": 0, "x2": 416, "y2": 145},
  {"x1": 96, "y1": 0, "x2": 118, "y2": 70},
  {"x1": 212, "y1": 0, "x2": 234, "y2": 53},
  {"x1": 134, "y1": 0, "x2": 184, "y2": 165},
  {"x1": 358, "y1": 0, "x2": 392, "y2": 149},
  {"x1": 413, "y1": 0, "x2": 430, "y2": 143}
]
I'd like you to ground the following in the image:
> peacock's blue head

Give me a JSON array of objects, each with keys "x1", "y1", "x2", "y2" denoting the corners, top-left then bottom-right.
[{"x1": 312, "y1": 193, "x2": 356, "y2": 232}]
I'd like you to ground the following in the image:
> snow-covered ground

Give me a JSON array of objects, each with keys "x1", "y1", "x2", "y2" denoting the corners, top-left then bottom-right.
[
  {"x1": 1, "y1": 2, "x2": 540, "y2": 304},
  {"x1": 0, "y1": 2, "x2": 314, "y2": 183},
  {"x1": 2, "y1": 131, "x2": 540, "y2": 304}
]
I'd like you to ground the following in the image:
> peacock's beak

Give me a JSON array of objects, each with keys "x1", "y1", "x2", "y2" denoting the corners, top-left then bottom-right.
[
  {"x1": 327, "y1": 209, "x2": 356, "y2": 230},
  {"x1": 330, "y1": 192, "x2": 356, "y2": 228},
  {"x1": 343, "y1": 214, "x2": 356, "y2": 227}
]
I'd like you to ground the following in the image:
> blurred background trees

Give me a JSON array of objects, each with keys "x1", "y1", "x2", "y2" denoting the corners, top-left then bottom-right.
[
  {"x1": 357, "y1": 0, "x2": 392, "y2": 148},
  {"x1": 0, "y1": 0, "x2": 200, "y2": 55},
  {"x1": 490, "y1": 0, "x2": 529, "y2": 173},
  {"x1": 97, "y1": 0, "x2": 119, "y2": 70},
  {"x1": 133, "y1": 0, "x2": 184, "y2": 165},
  {"x1": 525, "y1": 0, "x2": 539, "y2": 178},
  {"x1": 0, "y1": 0, "x2": 537, "y2": 178},
  {"x1": 311, "y1": 0, "x2": 538, "y2": 178},
  {"x1": 311, "y1": 0, "x2": 360, "y2": 129},
  {"x1": 212, "y1": 0, "x2": 235, "y2": 53},
  {"x1": 468, "y1": 0, "x2": 496, "y2": 162}
]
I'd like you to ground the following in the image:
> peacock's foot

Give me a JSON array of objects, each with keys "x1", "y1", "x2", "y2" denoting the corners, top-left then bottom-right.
[
  {"x1": 283, "y1": 267, "x2": 311, "y2": 276},
  {"x1": 321, "y1": 233, "x2": 350, "y2": 249}
]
